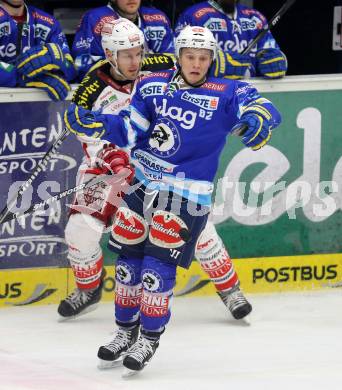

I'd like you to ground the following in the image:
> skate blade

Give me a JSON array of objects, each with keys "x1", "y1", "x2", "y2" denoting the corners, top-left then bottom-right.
[
  {"x1": 97, "y1": 357, "x2": 123, "y2": 370},
  {"x1": 240, "y1": 315, "x2": 251, "y2": 326},
  {"x1": 234, "y1": 312, "x2": 252, "y2": 326},
  {"x1": 57, "y1": 304, "x2": 99, "y2": 322},
  {"x1": 122, "y1": 367, "x2": 140, "y2": 378}
]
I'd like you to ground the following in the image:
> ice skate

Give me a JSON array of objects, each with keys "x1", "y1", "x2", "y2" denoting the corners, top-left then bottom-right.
[
  {"x1": 57, "y1": 284, "x2": 102, "y2": 320},
  {"x1": 217, "y1": 286, "x2": 252, "y2": 320},
  {"x1": 57, "y1": 270, "x2": 106, "y2": 320},
  {"x1": 97, "y1": 326, "x2": 139, "y2": 369},
  {"x1": 122, "y1": 335, "x2": 159, "y2": 377}
]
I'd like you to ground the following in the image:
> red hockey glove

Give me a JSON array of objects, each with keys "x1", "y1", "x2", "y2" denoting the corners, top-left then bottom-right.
[{"x1": 97, "y1": 144, "x2": 135, "y2": 184}]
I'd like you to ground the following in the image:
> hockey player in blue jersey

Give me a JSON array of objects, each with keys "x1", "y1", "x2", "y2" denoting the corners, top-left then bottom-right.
[
  {"x1": 0, "y1": 0, "x2": 76, "y2": 99},
  {"x1": 58, "y1": 19, "x2": 252, "y2": 328},
  {"x1": 175, "y1": 0, "x2": 287, "y2": 80},
  {"x1": 64, "y1": 25, "x2": 281, "y2": 374},
  {"x1": 72, "y1": 0, "x2": 174, "y2": 80}
]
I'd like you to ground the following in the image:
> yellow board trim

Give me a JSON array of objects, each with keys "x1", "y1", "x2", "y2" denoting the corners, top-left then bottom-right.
[{"x1": 1, "y1": 254, "x2": 342, "y2": 308}]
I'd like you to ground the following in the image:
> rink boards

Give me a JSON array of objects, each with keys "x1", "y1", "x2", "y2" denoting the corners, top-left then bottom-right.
[
  {"x1": 1, "y1": 253, "x2": 342, "y2": 307},
  {"x1": 1, "y1": 75, "x2": 342, "y2": 308}
]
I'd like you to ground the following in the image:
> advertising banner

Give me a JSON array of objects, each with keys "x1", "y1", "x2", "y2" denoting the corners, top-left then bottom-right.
[
  {"x1": 213, "y1": 90, "x2": 342, "y2": 259},
  {"x1": 2, "y1": 253, "x2": 342, "y2": 307},
  {"x1": 0, "y1": 100, "x2": 82, "y2": 269}
]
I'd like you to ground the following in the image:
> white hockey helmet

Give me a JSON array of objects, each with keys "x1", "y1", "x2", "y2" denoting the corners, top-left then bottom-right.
[
  {"x1": 175, "y1": 25, "x2": 218, "y2": 60},
  {"x1": 101, "y1": 18, "x2": 145, "y2": 61}
]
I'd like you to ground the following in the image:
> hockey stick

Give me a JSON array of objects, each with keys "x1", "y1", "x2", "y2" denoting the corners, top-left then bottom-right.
[
  {"x1": 0, "y1": 127, "x2": 70, "y2": 224},
  {"x1": 0, "y1": 170, "x2": 129, "y2": 224},
  {"x1": 241, "y1": 0, "x2": 297, "y2": 55}
]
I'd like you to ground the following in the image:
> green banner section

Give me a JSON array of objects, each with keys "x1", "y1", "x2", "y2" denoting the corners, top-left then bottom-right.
[{"x1": 212, "y1": 90, "x2": 342, "y2": 258}]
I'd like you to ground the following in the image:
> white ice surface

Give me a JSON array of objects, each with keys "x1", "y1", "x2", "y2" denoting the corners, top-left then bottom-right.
[{"x1": 0, "y1": 291, "x2": 342, "y2": 390}]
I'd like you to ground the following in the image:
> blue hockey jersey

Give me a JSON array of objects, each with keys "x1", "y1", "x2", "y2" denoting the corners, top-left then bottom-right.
[
  {"x1": 0, "y1": 4, "x2": 74, "y2": 86},
  {"x1": 72, "y1": 4, "x2": 175, "y2": 79},
  {"x1": 100, "y1": 70, "x2": 281, "y2": 205},
  {"x1": 175, "y1": 0, "x2": 281, "y2": 76}
]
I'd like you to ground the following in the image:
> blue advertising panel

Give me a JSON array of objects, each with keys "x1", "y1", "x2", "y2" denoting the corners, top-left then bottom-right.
[{"x1": 0, "y1": 100, "x2": 83, "y2": 269}]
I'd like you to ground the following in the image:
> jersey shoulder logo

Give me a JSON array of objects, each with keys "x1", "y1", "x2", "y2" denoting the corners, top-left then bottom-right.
[
  {"x1": 32, "y1": 11, "x2": 54, "y2": 26},
  {"x1": 94, "y1": 15, "x2": 116, "y2": 34},
  {"x1": 194, "y1": 7, "x2": 216, "y2": 19},
  {"x1": 142, "y1": 13, "x2": 168, "y2": 25},
  {"x1": 202, "y1": 82, "x2": 227, "y2": 92}
]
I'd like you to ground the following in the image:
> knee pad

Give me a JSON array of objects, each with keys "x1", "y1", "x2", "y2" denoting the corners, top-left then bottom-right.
[
  {"x1": 65, "y1": 213, "x2": 105, "y2": 289},
  {"x1": 140, "y1": 256, "x2": 177, "y2": 333},
  {"x1": 65, "y1": 213, "x2": 104, "y2": 253},
  {"x1": 115, "y1": 256, "x2": 143, "y2": 328}
]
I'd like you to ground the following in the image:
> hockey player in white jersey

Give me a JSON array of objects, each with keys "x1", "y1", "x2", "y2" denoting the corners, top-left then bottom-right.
[
  {"x1": 59, "y1": 19, "x2": 252, "y2": 323},
  {"x1": 64, "y1": 25, "x2": 281, "y2": 374},
  {"x1": 57, "y1": 19, "x2": 139, "y2": 318}
]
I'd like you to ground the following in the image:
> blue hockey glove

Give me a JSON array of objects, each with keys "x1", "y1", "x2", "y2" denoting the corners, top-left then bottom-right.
[
  {"x1": 256, "y1": 48, "x2": 287, "y2": 79},
  {"x1": 16, "y1": 43, "x2": 75, "y2": 79},
  {"x1": 23, "y1": 72, "x2": 70, "y2": 101},
  {"x1": 64, "y1": 103, "x2": 106, "y2": 139},
  {"x1": 232, "y1": 113, "x2": 272, "y2": 151},
  {"x1": 212, "y1": 49, "x2": 253, "y2": 79}
]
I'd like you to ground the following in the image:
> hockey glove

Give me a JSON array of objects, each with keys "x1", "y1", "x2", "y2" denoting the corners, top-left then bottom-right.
[
  {"x1": 256, "y1": 48, "x2": 287, "y2": 79},
  {"x1": 212, "y1": 49, "x2": 253, "y2": 79},
  {"x1": 64, "y1": 103, "x2": 106, "y2": 139},
  {"x1": 232, "y1": 113, "x2": 272, "y2": 151},
  {"x1": 23, "y1": 72, "x2": 70, "y2": 101},
  {"x1": 97, "y1": 144, "x2": 135, "y2": 183},
  {"x1": 16, "y1": 43, "x2": 75, "y2": 79}
]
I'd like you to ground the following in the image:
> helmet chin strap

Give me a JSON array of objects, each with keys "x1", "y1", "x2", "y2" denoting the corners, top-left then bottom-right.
[
  {"x1": 109, "y1": 62, "x2": 126, "y2": 80},
  {"x1": 1, "y1": 0, "x2": 23, "y2": 9},
  {"x1": 108, "y1": 58, "x2": 140, "y2": 81}
]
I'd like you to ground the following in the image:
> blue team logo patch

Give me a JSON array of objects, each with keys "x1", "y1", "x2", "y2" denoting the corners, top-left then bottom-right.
[
  {"x1": 116, "y1": 262, "x2": 136, "y2": 285},
  {"x1": 148, "y1": 118, "x2": 180, "y2": 158},
  {"x1": 142, "y1": 269, "x2": 163, "y2": 292}
]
